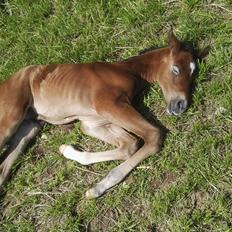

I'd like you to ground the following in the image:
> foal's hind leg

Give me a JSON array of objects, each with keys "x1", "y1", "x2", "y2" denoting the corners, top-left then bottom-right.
[
  {"x1": 85, "y1": 102, "x2": 161, "y2": 199},
  {"x1": 0, "y1": 120, "x2": 41, "y2": 186},
  {"x1": 59, "y1": 118, "x2": 139, "y2": 165}
]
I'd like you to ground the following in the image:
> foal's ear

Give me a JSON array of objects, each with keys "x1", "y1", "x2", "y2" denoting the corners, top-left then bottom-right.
[
  {"x1": 168, "y1": 30, "x2": 181, "y2": 53},
  {"x1": 197, "y1": 45, "x2": 211, "y2": 60}
]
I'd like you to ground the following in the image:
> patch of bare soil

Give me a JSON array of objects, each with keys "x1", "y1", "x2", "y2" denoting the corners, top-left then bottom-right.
[
  {"x1": 170, "y1": 190, "x2": 211, "y2": 216},
  {"x1": 150, "y1": 171, "x2": 179, "y2": 191},
  {"x1": 89, "y1": 207, "x2": 119, "y2": 232}
]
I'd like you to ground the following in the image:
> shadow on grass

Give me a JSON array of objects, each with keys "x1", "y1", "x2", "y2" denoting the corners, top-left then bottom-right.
[{"x1": 132, "y1": 79, "x2": 169, "y2": 147}]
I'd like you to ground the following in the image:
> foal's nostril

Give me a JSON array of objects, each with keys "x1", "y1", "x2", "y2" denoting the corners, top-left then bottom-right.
[
  {"x1": 167, "y1": 99, "x2": 188, "y2": 116},
  {"x1": 176, "y1": 99, "x2": 187, "y2": 111},
  {"x1": 172, "y1": 99, "x2": 187, "y2": 114},
  {"x1": 177, "y1": 100, "x2": 183, "y2": 109}
]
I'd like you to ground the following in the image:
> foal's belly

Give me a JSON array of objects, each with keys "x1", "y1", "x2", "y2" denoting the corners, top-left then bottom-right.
[
  {"x1": 29, "y1": 64, "x2": 100, "y2": 124},
  {"x1": 33, "y1": 98, "x2": 96, "y2": 125}
]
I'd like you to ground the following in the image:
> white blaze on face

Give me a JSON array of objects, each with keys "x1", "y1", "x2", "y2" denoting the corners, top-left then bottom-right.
[{"x1": 190, "y1": 62, "x2": 196, "y2": 75}]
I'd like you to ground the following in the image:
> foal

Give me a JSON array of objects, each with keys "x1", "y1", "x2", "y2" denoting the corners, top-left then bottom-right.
[{"x1": 0, "y1": 31, "x2": 197, "y2": 198}]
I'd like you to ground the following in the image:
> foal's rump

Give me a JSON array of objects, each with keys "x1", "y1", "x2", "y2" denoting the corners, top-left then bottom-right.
[
  {"x1": 0, "y1": 66, "x2": 41, "y2": 185},
  {"x1": 0, "y1": 67, "x2": 35, "y2": 148}
]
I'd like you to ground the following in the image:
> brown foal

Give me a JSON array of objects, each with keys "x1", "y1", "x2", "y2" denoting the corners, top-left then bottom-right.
[{"x1": 0, "y1": 31, "x2": 197, "y2": 198}]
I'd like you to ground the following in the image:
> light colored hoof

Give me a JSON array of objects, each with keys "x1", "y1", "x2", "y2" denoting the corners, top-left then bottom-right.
[
  {"x1": 59, "y1": 144, "x2": 74, "y2": 158},
  {"x1": 85, "y1": 188, "x2": 102, "y2": 199},
  {"x1": 59, "y1": 144, "x2": 66, "y2": 154}
]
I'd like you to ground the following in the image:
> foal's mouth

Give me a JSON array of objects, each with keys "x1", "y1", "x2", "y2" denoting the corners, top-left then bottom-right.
[{"x1": 166, "y1": 98, "x2": 188, "y2": 116}]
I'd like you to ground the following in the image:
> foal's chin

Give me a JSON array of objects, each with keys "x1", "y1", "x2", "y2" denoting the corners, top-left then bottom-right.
[{"x1": 166, "y1": 108, "x2": 185, "y2": 116}]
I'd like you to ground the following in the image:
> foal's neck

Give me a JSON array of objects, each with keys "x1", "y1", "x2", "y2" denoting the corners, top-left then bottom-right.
[{"x1": 119, "y1": 47, "x2": 170, "y2": 83}]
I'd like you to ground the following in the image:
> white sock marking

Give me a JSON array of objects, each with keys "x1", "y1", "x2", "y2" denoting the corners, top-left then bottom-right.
[{"x1": 60, "y1": 145, "x2": 88, "y2": 164}]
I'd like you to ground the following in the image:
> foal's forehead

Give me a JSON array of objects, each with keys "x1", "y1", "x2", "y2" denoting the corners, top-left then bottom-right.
[
  {"x1": 174, "y1": 51, "x2": 195, "y2": 65},
  {"x1": 173, "y1": 51, "x2": 194, "y2": 63}
]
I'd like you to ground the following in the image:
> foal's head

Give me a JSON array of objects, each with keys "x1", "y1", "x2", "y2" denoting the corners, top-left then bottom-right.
[{"x1": 156, "y1": 31, "x2": 196, "y2": 115}]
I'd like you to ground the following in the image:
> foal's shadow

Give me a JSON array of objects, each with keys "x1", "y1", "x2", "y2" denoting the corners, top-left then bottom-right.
[
  {"x1": 182, "y1": 41, "x2": 210, "y2": 106},
  {"x1": 132, "y1": 80, "x2": 169, "y2": 148}
]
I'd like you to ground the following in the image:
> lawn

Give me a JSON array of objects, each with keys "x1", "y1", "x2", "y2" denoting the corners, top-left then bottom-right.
[{"x1": 0, "y1": 0, "x2": 231, "y2": 231}]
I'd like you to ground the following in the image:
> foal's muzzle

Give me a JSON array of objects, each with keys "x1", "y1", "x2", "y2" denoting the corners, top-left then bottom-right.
[{"x1": 167, "y1": 99, "x2": 188, "y2": 116}]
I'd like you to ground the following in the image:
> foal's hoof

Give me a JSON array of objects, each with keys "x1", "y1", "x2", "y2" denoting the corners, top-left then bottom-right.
[
  {"x1": 85, "y1": 188, "x2": 102, "y2": 199},
  {"x1": 59, "y1": 144, "x2": 67, "y2": 154},
  {"x1": 59, "y1": 144, "x2": 74, "y2": 158}
]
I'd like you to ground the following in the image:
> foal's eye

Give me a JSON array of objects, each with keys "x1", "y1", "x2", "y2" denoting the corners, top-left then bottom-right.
[{"x1": 172, "y1": 65, "x2": 180, "y2": 76}]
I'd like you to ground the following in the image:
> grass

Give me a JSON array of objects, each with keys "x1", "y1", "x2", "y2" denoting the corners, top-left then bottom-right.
[{"x1": 0, "y1": 0, "x2": 231, "y2": 231}]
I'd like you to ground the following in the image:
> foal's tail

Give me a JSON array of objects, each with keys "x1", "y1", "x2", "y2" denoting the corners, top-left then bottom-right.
[{"x1": 0, "y1": 66, "x2": 41, "y2": 186}]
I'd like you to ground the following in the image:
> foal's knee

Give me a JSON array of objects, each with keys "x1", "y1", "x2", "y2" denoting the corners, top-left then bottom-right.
[{"x1": 119, "y1": 137, "x2": 139, "y2": 159}]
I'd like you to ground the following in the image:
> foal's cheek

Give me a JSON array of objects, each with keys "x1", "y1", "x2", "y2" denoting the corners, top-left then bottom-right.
[
  {"x1": 159, "y1": 84, "x2": 171, "y2": 104},
  {"x1": 158, "y1": 75, "x2": 173, "y2": 101}
]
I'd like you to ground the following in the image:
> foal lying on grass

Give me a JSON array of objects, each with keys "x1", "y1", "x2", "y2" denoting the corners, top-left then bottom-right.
[{"x1": 0, "y1": 31, "x2": 204, "y2": 198}]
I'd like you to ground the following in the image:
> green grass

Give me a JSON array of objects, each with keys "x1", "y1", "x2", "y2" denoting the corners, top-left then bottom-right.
[{"x1": 0, "y1": 0, "x2": 231, "y2": 231}]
